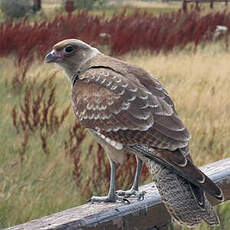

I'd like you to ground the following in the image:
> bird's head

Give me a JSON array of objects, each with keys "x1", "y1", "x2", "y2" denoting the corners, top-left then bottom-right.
[{"x1": 44, "y1": 39, "x2": 100, "y2": 82}]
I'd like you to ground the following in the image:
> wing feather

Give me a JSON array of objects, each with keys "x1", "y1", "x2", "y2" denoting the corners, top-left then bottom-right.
[{"x1": 72, "y1": 67, "x2": 189, "y2": 149}]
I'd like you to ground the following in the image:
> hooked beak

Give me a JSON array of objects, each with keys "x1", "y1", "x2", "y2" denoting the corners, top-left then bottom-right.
[{"x1": 44, "y1": 50, "x2": 61, "y2": 63}]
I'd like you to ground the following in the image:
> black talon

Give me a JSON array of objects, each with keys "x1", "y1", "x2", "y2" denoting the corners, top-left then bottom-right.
[
  {"x1": 138, "y1": 191, "x2": 146, "y2": 201},
  {"x1": 123, "y1": 198, "x2": 130, "y2": 204}
]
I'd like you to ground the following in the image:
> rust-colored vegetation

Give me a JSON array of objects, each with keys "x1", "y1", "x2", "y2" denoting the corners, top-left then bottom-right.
[{"x1": 0, "y1": 9, "x2": 229, "y2": 62}]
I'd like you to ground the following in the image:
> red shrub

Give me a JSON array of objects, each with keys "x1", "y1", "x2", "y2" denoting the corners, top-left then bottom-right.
[
  {"x1": 11, "y1": 69, "x2": 71, "y2": 156},
  {"x1": 0, "y1": 9, "x2": 230, "y2": 61}
]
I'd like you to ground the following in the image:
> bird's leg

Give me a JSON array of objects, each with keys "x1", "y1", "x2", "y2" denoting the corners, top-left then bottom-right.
[
  {"x1": 90, "y1": 160, "x2": 129, "y2": 203},
  {"x1": 131, "y1": 157, "x2": 143, "y2": 191},
  {"x1": 116, "y1": 157, "x2": 146, "y2": 200}
]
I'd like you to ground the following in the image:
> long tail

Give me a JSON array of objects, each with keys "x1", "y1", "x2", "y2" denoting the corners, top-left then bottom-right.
[{"x1": 147, "y1": 161, "x2": 219, "y2": 227}]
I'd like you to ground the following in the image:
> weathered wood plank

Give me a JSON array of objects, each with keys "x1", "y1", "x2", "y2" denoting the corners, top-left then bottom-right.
[{"x1": 6, "y1": 158, "x2": 230, "y2": 230}]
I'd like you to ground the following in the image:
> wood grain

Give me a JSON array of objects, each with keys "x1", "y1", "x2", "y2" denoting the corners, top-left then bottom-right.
[{"x1": 6, "y1": 158, "x2": 230, "y2": 230}]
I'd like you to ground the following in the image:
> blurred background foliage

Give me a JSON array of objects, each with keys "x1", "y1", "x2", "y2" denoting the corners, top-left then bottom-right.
[
  {"x1": 0, "y1": 1, "x2": 230, "y2": 230},
  {"x1": 0, "y1": 0, "x2": 33, "y2": 18}
]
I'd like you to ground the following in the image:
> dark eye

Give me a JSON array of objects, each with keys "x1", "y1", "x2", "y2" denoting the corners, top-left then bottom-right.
[{"x1": 64, "y1": 45, "x2": 74, "y2": 54}]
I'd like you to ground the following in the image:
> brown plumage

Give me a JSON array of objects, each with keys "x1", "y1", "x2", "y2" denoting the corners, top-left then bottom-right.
[{"x1": 45, "y1": 39, "x2": 223, "y2": 227}]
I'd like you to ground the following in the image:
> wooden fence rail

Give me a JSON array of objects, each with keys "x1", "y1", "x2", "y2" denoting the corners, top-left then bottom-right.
[{"x1": 5, "y1": 158, "x2": 230, "y2": 230}]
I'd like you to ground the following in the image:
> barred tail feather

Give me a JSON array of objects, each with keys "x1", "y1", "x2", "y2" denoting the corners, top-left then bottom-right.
[{"x1": 148, "y1": 162, "x2": 220, "y2": 227}]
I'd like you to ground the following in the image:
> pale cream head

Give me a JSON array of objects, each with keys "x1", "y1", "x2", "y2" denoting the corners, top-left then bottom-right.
[{"x1": 44, "y1": 39, "x2": 100, "y2": 82}]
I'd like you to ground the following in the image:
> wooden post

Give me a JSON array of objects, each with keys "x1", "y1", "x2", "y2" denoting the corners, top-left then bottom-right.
[
  {"x1": 210, "y1": 0, "x2": 214, "y2": 9},
  {"x1": 195, "y1": 0, "x2": 200, "y2": 10},
  {"x1": 33, "y1": 0, "x2": 41, "y2": 12},
  {"x1": 5, "y1": 158, "x2": 230, "y2": 230},
  {"x1": 65, "y1": 0, "x2": 74, "y2": 15},
  {"x1": 183, "y1": 0, "x2": 187, "y2": 12}
]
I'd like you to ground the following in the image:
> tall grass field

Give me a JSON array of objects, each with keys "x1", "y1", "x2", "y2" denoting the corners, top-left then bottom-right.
[{"x1": 0, "y1": 7, "x2": 230, "y2": 230}]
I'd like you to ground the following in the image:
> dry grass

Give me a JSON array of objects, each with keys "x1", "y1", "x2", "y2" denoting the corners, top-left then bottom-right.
[
  {"x1": 40, "y1": 0, "x2": 181, "y2": 18},
  {"x1": 121, "y1": 0, "x2": 180, "y2": 9},
  {"x1": 1, "y1": 40, "x2": 230, "y2": 229},
  {"x1": 41, "y1": 1, "x2": 61, "y2": 17},
  {"x1": 125, "y1": 41, "x2": 230, "y2": 166},
  {"x1": 42, "y1": 3, "x2": 60, "y2": 14}
]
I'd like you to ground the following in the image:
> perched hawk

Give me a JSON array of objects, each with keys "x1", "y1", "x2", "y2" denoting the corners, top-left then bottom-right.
[{"x1": 45, "y1": 39, "x2": 223, "y2": 227}]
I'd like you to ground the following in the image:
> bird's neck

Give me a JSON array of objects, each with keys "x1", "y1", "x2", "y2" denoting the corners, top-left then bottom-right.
[{"x1": 69, "y1": 48, "x2": 101, "y2": 84}]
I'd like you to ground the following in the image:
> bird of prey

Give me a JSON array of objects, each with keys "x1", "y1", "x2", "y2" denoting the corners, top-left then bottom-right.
[{"x1": 45, "y1": 39, "x2": 223, "y2": 227}]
